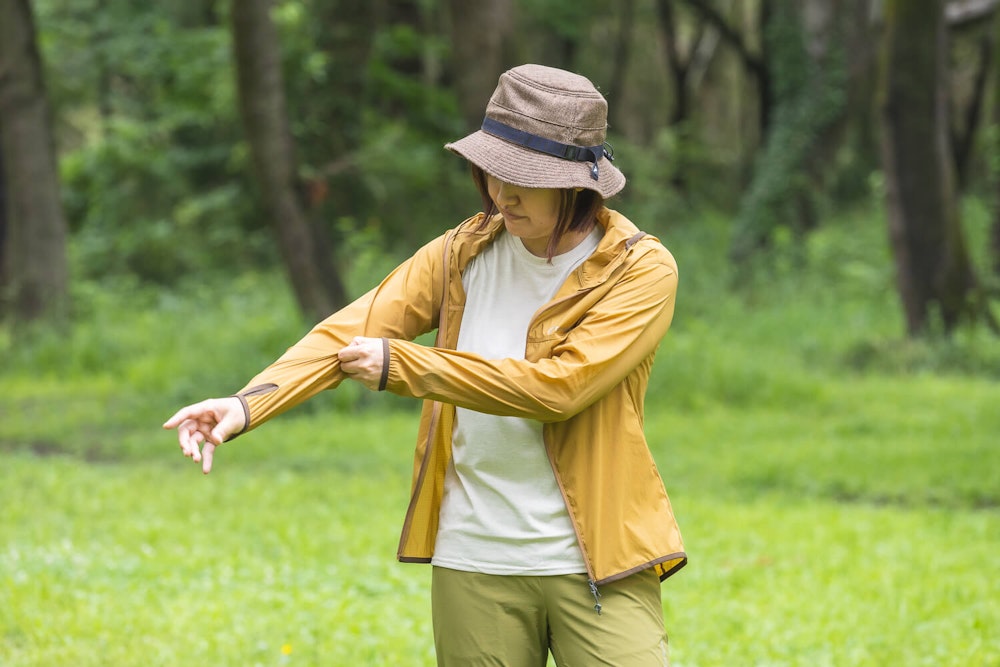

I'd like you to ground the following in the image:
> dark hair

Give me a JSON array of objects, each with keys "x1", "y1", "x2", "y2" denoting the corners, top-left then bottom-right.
[{"x1": 469, "y1": 165, "x2": 604, "y2": 261}]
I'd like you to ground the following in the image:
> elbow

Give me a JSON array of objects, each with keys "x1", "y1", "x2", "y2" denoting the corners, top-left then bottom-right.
[{"x1": 532, "y1": 393, "x2": 591, "y2": 423}]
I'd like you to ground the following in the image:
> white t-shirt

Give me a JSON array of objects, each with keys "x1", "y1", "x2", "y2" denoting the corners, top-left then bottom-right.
[{"x1": 431, "y1": 226, "x2": 602, "y2": 575}]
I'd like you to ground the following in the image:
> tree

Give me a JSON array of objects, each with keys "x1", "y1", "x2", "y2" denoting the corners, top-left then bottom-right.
[
  {"x1": 655, "y1": 0, "x2": 707, "y2": 130},
  {"x1": 879, "y1": 0, "x2": 989, "y2": 335},
  {"x1": 230, "y1": 0, "x2": 347, "y2": 321},
  {"x1": 830, "y1": 0, "x2": 881, "y2": 200},
  {"x1": 679, "y1": 0, "x2": 772, "y2": 135},
  {"x1": 947, "y1": 0, "x2": 999, "y2": 190},
  {"x1": 994, "y1": 7, "x2": 1000, "y2": 275},
  {"x1": 446, "y1": 0, "x2": 515, "y2": 131},
  {"x1": 729, "y1": 0, "x2": 847, "y2": 264},
  {"x1": 0, "y1": 0, "x2": 70, "y2": 324},
  {"x1": 0, "y1": 153, "x2": 6, "y2": 289},
  {"x1": 606, "y1": 0, "x2": 637, "y2": 125}
]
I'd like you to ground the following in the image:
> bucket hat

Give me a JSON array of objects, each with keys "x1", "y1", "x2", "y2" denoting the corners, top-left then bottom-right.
[{"x1": 446, "y1": 64, "x2": 625, "y2": 198}]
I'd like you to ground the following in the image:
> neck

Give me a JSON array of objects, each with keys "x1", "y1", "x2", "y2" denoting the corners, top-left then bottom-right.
[{"x1": 523, "y1": 227, "x2": 593, "y2": 258}]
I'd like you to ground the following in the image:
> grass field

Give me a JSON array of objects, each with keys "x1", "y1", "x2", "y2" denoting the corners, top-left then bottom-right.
[{"x1": 2, "y1": 206, "x2": 998, "y2": 665}]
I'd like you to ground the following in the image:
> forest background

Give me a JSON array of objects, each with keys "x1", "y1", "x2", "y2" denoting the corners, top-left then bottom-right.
[{"x1": 1, "y1": 0, "x2": 998, "y2": 666}]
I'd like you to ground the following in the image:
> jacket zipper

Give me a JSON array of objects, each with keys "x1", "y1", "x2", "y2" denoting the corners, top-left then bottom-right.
[
  {"x1": 588, "y1": 579, "x2": 603, "y2": 615},
  {"x1": 396, "y1": 228, "x2": 457, "y2": 558}
]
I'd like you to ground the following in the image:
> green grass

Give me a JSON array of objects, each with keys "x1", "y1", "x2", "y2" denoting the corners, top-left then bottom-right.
[
  {"x1": 1, "y1": 397, "x2": 996, "y2": 666},
  {"x1": 2, "y1": 204, "x2": 999, "y2": 665}
]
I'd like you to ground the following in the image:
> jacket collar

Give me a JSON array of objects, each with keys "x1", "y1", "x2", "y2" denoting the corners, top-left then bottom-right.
[
  {"x1": 452, "y1": 207, "x2": 652, "y2": 289},
  {"x1": 578, "y1": 208, "x2": 649, "y2": 288}
]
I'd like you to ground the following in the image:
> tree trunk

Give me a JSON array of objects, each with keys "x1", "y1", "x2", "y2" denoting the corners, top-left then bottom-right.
[
  {"x1": 679, "y1": 0, "x2": 772, "y2": 135},
  {"x1": 656, "y1": 0, "x2": 692, "y2": 128},
  {"x1": 729, "y1": 0, "x2": 847, "y2": 263},
  {"x1": 835, "y1": 0, "x2": 880, "y2": 198},
  {"x1": 446, "y1": 0, "x2": 514, "y2": 132},
  {"x1": 0, "y1": 150, "x2": 6, "y2": 289},
  {"x1": 951, "y1": 32, "x2": 992, "y2": 191},
  {"x1": 880, "y1": 0, "x2": 979, "y2": 335},
  {"x1": 607, "y1": 0, "x2": 636, "y2": 125},
  {"x1": 0, "y1": 0, "x2": 69, "y2": 324},
  {"x1": 230, "y1": 0, "x2": 347, "y2": 321},
  {"x1": 992, "y1": 7, "x2": 1000, "y2": 275},
  {"x1": 655, "y1": 0, "x2": 709, "y2": 194}
]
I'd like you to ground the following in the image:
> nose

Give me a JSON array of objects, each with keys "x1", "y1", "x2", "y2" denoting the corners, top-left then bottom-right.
[{"x1": 495, "y1": 181, "x2": 519, "y2": 205}]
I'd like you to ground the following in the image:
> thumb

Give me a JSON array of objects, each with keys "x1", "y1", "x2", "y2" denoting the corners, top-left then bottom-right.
[
  {"x1": 210, "y1": 426, "x2": 229, "y2": 445},
  {"x1": 210, "y1": 403, "x2": 245, "y2": 444}
]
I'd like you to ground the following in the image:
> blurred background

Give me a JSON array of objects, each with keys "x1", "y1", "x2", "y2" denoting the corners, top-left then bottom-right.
[
  {"x1": 2, "y1": 0, "x2": 999, "y2": 334},
  {"x1": 1, "y1": 1, "x2": 998, "y2": 666}
]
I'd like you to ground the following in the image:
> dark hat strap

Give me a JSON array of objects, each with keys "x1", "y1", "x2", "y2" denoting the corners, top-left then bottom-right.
[{"x1": 481, "y1": 117, "x2": 612, "y2": 181}]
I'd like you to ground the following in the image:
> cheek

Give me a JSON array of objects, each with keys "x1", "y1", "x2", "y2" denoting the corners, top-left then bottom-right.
[
  {"x1": 486, "y1": 176, "x2": 501, "y2": 203},
  {"x1": 538, "y1": 193, "x2": 562, "y2": 223}
]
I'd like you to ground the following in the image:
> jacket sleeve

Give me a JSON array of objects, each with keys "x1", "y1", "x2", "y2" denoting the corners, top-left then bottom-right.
[
  {"x1": 230, "y1": 229, "x2": 452, "y2": 435},
  {"x1": 383, "y1": 248, "x2": 677, "y2": 422}
]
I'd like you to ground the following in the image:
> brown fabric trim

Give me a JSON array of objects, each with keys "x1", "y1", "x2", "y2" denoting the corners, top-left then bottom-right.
[
  {"x1": 625, "y1": 231, "x2": 647, "y2": 249},
  {"x1": 378, "y1": 338, "x2": 391, "y2": 391},
  {"x1": 398, "y1": 556, "x2": 433, "y2": 564},
  {"x1": 658, "y1": 556, "x2": 688, "y2": 581},
  {"x1": 228, "y1": 383, "x2": 277, "y2": 439},
  {"x1": 592, "y1": 552, "x2": 688, "y2": 586},
  {"x1": 229, "y1": 394, "x2": 250, "y2": 439},
  {"x1": 395, "y1": 400, "x2": 441, "y2": 560},
  {"x1": 396, "y1": 228, "x2": 457, "y2": 560},
  {"x1": 240, "y1": 383, "x2": 279, "y2": 397}
]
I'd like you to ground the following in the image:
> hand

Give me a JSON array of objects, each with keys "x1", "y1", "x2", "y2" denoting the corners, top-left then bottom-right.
[
  {"x1": 338, "y1": 336, "x2": 384, "y2": 391},
  {"x1": 162, "y1": 396, "x2": 246, "y2": 474}
]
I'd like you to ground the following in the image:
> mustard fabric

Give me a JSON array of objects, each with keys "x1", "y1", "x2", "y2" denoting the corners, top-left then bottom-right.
[{"x1": 236, "y1": 208, "x2": 687, "y2": 585}]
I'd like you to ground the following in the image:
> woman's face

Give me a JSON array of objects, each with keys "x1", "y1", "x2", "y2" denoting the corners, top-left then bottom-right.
[{"x1": 486, "y1": 174, "x2": 562, "y2": 257}]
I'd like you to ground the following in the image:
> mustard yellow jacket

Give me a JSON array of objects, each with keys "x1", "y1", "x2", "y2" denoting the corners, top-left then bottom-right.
[{"x1": 235, "y1": 207, "x2": 686, "y2": 585}]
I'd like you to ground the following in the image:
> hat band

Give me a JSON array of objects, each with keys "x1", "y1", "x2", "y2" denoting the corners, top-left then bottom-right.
[{"x1": 481, "y1": 117, "x2": 612, "y2": 181}]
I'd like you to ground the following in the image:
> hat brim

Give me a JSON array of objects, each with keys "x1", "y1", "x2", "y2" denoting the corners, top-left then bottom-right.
[{"x1": 446, "y1": 130, "x2": 625, "y2": 199}]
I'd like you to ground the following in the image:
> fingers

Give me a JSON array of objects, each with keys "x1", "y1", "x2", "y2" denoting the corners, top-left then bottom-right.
[
  {"x1": 162, "y1": 402, "x2": 204, "y2": 430},
  {"x1": 177, "y1": 419, "x2": 203, "y2": 459},
  {"x1": 165, "y1": 397, "x2": 243, "y2": 474},
  {"x1": 201, "y1": 442, "x2": 216, "y2": 475},
  {"x1": 337, "y1": 338, "x2": 363, "y2": 363},
  {"x1": 338, "y1": 337, "x2": 383, "y2": 390},
  {"x1": 175, "y1": 420, "x2": 215, "y2": 472}
]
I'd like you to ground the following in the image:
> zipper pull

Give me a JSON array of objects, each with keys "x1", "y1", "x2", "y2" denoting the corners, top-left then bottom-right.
[{"x1": 588, "y1": 579, "x2": 602, "y2": 615}]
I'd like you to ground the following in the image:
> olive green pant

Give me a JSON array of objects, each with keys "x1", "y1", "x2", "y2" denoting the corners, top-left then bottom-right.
[{"x1": 431, "y1": 567, "x2": 669, "y2": 666}]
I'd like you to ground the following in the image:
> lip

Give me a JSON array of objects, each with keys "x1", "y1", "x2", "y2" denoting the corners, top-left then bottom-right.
[{"x1": 501, "y1": 209, "x2": 526, "y2": 221}]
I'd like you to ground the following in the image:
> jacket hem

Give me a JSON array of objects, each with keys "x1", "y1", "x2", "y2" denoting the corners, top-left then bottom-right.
[{"x1": 592, "y1": 552, "x2": 688, "y2": 586}]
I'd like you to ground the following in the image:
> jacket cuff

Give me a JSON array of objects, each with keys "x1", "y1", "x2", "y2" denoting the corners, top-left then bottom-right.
[
  {"x1": 378, "y1": 337, "x2": 390, "y2": 391},
  {"x1": 228, "y1": 394, "x2": 250, "y2": 441}
]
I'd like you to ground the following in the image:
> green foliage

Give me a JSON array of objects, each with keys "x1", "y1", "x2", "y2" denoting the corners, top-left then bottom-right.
[
  {"x1": 272, "y1": 0, "x2": 471, "y2": 253},
  {"x1": 2, "y1": 204, "x2": 999, "y2": 665},
  {"x1": 36, "y1": 0, "x2": 265, "y2": 285},
  {"x1": 518, "y1": 0, "x2": 608, "y2": 44},
  {"x1": 34, "y1": 0, "x2": 476, "y2": 292},
  {"x1": 730, "y1": 2, "x2": 848, "y2": 264}
]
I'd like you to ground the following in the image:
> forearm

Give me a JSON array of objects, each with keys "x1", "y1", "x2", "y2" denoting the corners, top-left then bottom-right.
[
  {"x1": 384, "y1": 291, "x2": 674, "y2": 421},
  {"x1": 233, "y1": 233, "x2": 449, "y2": 433}
]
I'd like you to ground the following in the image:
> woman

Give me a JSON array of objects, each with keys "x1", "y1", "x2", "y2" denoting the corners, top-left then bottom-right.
[{"x1": 165, "y1": 64, "x2": 685, "y2": 666}]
